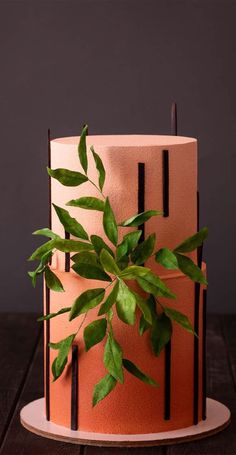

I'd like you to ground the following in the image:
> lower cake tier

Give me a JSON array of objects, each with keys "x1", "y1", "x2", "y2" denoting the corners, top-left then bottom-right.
[{"x1": 44, "y1": 264, "x2": 207, "y2": 434}]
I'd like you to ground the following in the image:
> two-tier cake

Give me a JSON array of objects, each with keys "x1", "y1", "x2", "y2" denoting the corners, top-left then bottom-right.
[{"x1": 44, "y1": 133, "x2": 207, "y2": 434}]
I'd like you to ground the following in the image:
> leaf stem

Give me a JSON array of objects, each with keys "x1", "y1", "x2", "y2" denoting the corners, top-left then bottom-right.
[
  {"x1": 105, "y1": 277, "x2": 117, "y2": 291},
  {"x1": 88, "y1": 177, "x2": 106, "y2": 199},
  {"x1": 76, "y1": 312, "x2": 88, "y2": 335}
]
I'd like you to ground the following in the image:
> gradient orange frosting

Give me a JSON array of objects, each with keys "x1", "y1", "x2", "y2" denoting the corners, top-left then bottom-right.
[
  {"x1": 44, "y1": 134, "x2": 206, "y2": 434},
  {"x1": 45, "y1": 266, "x2": 206, "y2": 433}
]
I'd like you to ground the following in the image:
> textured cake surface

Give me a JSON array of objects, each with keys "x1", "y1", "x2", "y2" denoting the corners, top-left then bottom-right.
[
  {"x1": 44, "y1": 134, "x2": 206, "y2": 434},
  {"x1": 46, "y1": 265, "x2": 206, "y2": 433},
  {"x1": 50, "y1": 135, "x2": 197, "y2": 273}
]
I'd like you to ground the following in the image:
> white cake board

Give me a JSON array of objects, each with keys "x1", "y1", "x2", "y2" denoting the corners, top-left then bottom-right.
[{"x1": 20, "y1": 398, "x2": 230, "y2": 447}]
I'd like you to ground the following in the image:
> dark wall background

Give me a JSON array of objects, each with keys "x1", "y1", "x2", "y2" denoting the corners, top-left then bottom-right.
[{"x1": 1, "y1": 0, "x2": 235, "y2": 313}]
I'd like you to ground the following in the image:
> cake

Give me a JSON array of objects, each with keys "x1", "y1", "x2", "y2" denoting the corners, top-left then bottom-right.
[{"x1": 29, "y1": 123, "x2": 208, "y2": 436}]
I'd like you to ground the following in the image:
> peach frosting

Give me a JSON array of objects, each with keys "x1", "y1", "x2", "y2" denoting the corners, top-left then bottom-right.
[
  {"x1": 50, "y1": 135, "x2": 197, "y2": 273},
  {"x1": 45, "y1": 265, "x2": 206, "y2": 434},
  {"x1": 44, "y1": 134, "x2": 206, "y2": 434}
]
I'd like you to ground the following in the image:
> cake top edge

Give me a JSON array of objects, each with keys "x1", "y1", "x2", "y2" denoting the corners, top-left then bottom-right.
[{"x1": 51, "y1": 134, "x2": 197, "y2": 147}]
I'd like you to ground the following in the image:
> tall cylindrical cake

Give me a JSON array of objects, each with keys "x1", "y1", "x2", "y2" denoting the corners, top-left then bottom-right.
[{"x1": 44, "y1": 135, "x2": 207, "y2": 434}]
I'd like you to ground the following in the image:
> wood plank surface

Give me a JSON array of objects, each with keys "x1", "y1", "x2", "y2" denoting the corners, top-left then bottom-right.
[
  {"x1": 0, "y1": 333, "x2": 85, "y2": 455},
  {"x1": 0, "y1": 314, "x2": 235, "y2": 454},
  {"x1": 221, "y1": 315, "x2": 236, "y2": 386},
  {"x1": 0, "y1": 314, "x2": 41, "y2": 447}
]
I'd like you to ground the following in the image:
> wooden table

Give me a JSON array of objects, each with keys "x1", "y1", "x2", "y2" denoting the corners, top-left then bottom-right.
[{"x1": 0, "y1": 313, "x2": 235, "y2": 454}]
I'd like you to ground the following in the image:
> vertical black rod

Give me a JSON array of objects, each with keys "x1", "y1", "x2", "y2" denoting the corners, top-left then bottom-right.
[
  {"x1": 197, "y1": 191, "x2": 203, "y2": 264},
  {"x1": 193, "y1": 244, "x2": 203, "y2": 425},
  {"x1": 162, "y1": 150, "x2": 169, "y2": 217},
  {"x1": 164, "y1": 340, "x2": 171, "y2": 420},
  {"x1": 71, "y1": 345, "x2": 78, "y2": 430},
  {"x1": 45, "y1": 129, "x2": 51, "y2": 421},
  {"x1": 197, "y1": 244, "x2": 203, "y2": 270},
  {"x1": 48, "y1": 129, "x2": 52, "y2": 266},
  {"x1": 163, "y1": 103, "x2": 176, "y2": 420},
  {"x1": 193, "y1": 280, "x2": 200, "y2": 425},
  {"x1": 138, "y1": 163, "x2": 145, "y2": 242},
  {"x1": 65, "y1": 230, "x2": 70, "y2": 272},
  {"x1": 171, "y1": 102, "x2": 177, "y2": 136},
  {"x1": 202, "y1": 288, "x2": 207, "y2": 420},
  {"x1": 45, "y1": 284, "x2": 50, "y2": 420},
  {"x1": 193, "y1": 185, "x2": 203, "y2": 424}
]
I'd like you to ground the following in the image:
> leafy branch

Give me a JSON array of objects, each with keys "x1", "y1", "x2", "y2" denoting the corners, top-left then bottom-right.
[{"x1": 29, "y1": 124, "x2": 208, "y2": 406}]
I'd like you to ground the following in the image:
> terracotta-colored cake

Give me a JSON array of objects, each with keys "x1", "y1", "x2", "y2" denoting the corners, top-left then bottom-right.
[{"x1": 44, "y1": 134, "x2": 207, "y2": 434}]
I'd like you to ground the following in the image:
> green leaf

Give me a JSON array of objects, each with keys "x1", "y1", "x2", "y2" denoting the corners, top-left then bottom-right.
[
  {"x1": 100, "y1": 249, "x2": 120, "y2": 275},
  {"x1": 37, "y1": 307, "x2": 70, "y2": 322},
  {"x1": 49, "y1": 334, "x2": 75, "y2": 351},
  {"x1": 123, "y1": 359, "x2": 159, "y2": 387},
  {"x1": 137, "y1": 275, "x2": 157, "y2": 295},
  {"x1": 53, "y1": 333, "x2": 75, "y2": 379},
  {"x1": 107, "y1": 308, "x2": 113, "y2": 323},
  {"x1": 118, "y1": 265, "x2": 150, "y2": 280},
  {"x1": 103, "y1": 197, "x2": 118, "y2": 246},
  {"x1": 33, "y1": 228, "x2": 59, "y2": 239},
  {"x1": 54, "y1": 238, "x2": 93, "y2": 253},
  {"x1": 91, "y1": 145, "x2": 105, "y2": 191},
  {"x1": 69, "y1": 288, "x2": 105, "y2": 320},
  {"x1": 174, "y1": 227, "x2": 208, "y2": 253},
  {"x1": 92, "y1": 373, "x2": 117, "y2": 407},
  {"x1": 51, "y1": 357, "x2": 59, "y2": 379},
  {"x1": 71, "y1": 251, "x2": 99, "y2": 265},
  {"x1": 116, "y1": 240, "x2": 128, "y2": 261},
  {"x1": 146, "y1": 294, "x2": 158, "y2": 318},
  {"x1": 28, "y1": 251, "x2": 52, "y2": 287},
  {"x1": 116, "y1": 279, "x2": 136, "y2": 325},
  {"x1": 104, "y1": 333, "x2": 123, "y2": 383},
  {"x1": 66, "y1": 196, "x2": 105, "y2": 212},
  {"x1": 116, "y1": 230, "x2": 142, "y2": 261},
  {"x1": 52, "y1": 204, "x2": 88, "y2": 240},
  {"x1": 84, "y1": 318, "x2": 107, "y2": 351},
  {"x1": 151, "y1": 313, "x2": 172, "y2": 356},
  {"x1": 123, "y1": 230, "x2": 143, "y2": 253},
  {"x1": 175, "y1": 253, "x2": 207, "y2": 285},
  {"x1": 164, "y1": 307, "x2": 195, "y2": 334},
  {"x1": 131, "y1": 233, "x2": 156, "y2": 265},
  {"x1": 28, "y1": 271, "x2": 38, "y2": 288},
  {"x1": 51, "y1": 356, "x2": 67, "y2": 381},
  {"x1": 72, "y1": 262, "x2": 112, "y2": 282},
  {"x1": 49, "y1": 333, "x2": 76, "y2": 380},
  {"x1": 119, "y1": 210, "x2": 162, "y2": 227},
  {"x1": 44, "y1": 266, "x2": 64, "y2": 292},
  {"x1": 131, "y1": 291, "x2": 152, "y2": 324},
  {"x1": 90, "y1": 235, "x2": 114, "y2": 258},
  {"x1": 28, "y1": 239, "x2": 55, "y2": 261},
  {"x1": 116, "y1": 254, "x2": 129, "y2": 271},
  {"x1": 155, "y1": 248, "x2": 178, "y2": 270},
  {"x1": 78, "y1": 124, "x2": 88, "y2": 174},
  {"x1": 137, "y1": 271, "x2": 176, "y2": 299},
  {"x1": 47, "y1": 167, "x2": 88, "y2": 186},
  {"x1": 98, "y1": 282, "x2": 119, "y2": 316},
  {"x1": 139, "y1": 314, "x2": 150, "y2": 336}
]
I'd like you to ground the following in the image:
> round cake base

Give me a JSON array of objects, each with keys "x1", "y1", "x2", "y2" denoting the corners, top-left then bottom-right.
[{"x1": 20, "y1": 398, "x2": 230, "y2": 447}]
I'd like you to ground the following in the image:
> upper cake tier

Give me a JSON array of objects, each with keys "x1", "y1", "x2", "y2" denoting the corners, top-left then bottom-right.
[{"x1": 50, "y1": 135, "x2": 197, "y2": 272}]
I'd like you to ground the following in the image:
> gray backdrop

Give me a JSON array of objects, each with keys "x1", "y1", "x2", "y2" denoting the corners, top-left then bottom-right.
[{"x1": 1, "y1": 0, "x2": 235, "y2": 313}]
